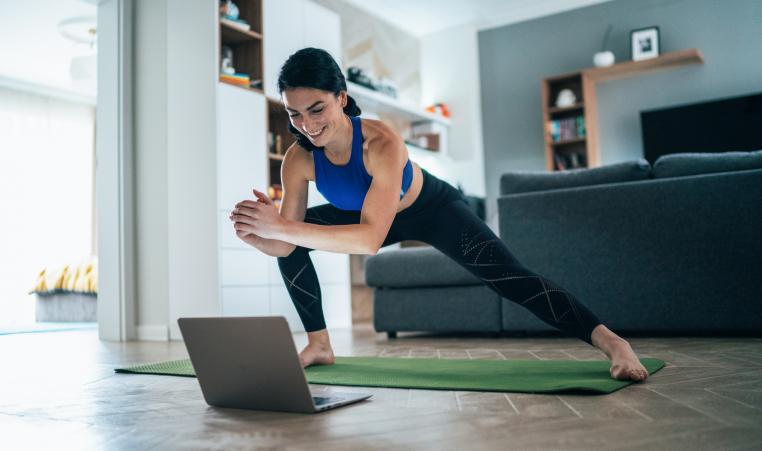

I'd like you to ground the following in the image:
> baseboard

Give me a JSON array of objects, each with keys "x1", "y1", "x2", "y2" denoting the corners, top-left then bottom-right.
[{"x1": 136, "y1": 324, "x2": 169, "y2": 341}]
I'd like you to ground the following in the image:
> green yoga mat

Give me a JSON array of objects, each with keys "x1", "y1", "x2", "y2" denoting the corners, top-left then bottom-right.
[{"x1": 115, "y1": 356, "x2": 664, "y2": 394}]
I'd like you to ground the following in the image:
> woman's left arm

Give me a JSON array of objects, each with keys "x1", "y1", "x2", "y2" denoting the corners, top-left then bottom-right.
[{"x1": 238, "y1": 134, "x2": 406, "y2": 255}]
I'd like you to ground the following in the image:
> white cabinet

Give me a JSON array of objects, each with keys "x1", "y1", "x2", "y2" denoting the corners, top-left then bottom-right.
[
  {"x1": 220, "y1": 249, "x2": 270, "y2": 286},
  {"x1": 267, "y1": 272, "x2": 351, "y2": 332},
  {"x1": 217, "y1": 82, "x2": 268, "y2": 210},
  {"x1": 263, "y1": 0, "x2": 342, "y2": 100},
  {"x1": 217, "y1": 81, "x2": 271, "y2": 291},
  {"x1": 222, "y1": 286, "x2": 270, "y2": 317},
  {"x1": 269, "y1": 284, "x2": 306, "y2": 332},
  {"x1": 216, "y1": 1, "x2": 350, "y2": 333}
]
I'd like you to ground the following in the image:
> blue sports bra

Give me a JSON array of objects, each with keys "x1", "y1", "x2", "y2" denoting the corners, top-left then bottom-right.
[{"x1": 312, "y1": 115, "x2": 413, "y2": 211}]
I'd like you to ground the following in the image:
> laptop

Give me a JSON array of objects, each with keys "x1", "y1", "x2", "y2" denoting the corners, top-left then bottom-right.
[{"x1": 177, "y1": 316, "x2": 371, "y2": 413}]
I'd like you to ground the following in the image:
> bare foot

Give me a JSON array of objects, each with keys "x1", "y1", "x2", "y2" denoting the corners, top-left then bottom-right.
[
  {"x1": 298, "y1": 342, "x2": 336, "y2": 368},
  {"x1": 607, "y1": 339, "x2": 649, "y2": 381},
  {"x1": 591, "y1": 324, "x2": 649, "y2": 382}
]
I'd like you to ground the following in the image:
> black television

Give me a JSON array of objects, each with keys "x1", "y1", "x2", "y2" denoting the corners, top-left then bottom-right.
[{"x1": 640, "y1": 92, "x2": 762, "y2": 164}]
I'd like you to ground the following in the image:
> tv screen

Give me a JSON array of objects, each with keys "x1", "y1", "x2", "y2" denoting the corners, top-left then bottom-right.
[{"x1": 640, "y1": 92, "x2": 762, "y2": 164}]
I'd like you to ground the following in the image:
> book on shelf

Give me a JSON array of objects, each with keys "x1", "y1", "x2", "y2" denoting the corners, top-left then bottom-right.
[
  {"x1": 548, "y1": 116, "x2": 586, "y2": 142},
  {"x1": 268, "y1": 132, "x2": 284, "y2": 155},
  {"x1": 554, "y1": 153, "x2": 567, "y2": 171},
  {"x1": 220, "y1": 72, "x2": 250, "y2": 86},
  {"x1": 221, "y1": 17, "x2": 251, "y2": 32},
  {"x1": 249, "y1": 79, "x2": 263, "y2": 90},
  {"x1": 553, "y1": 152, "x2": 586, "y2": 171}
]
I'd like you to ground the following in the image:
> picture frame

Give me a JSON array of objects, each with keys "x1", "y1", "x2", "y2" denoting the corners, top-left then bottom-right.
[{"x1": 630, "y1": 26, "x2": 660, "y2": 61}]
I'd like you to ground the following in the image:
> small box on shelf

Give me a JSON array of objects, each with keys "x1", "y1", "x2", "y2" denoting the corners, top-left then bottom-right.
[{"x1": 409, "y1": 121, "x2": 447, "y2": 154}]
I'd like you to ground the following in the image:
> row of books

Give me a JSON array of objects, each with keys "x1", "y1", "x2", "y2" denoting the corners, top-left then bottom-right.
[
  {"x1": 548, "y1": 116, "x2": 586, "y2": 142},
  {"x1": 219, "y1": 73, "x2": 263, "y2": 90},
  {"x1": 554, "y1": 152, "x2": 586, "y2": 171},
  {"x1": 267, "y1": 132, "x2": 285, "y2": 155}
]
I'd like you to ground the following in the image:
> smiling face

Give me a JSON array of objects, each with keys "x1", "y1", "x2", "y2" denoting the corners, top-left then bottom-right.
[{"x1": 282, "y1": 87, "x2": 347, "y2": 147}]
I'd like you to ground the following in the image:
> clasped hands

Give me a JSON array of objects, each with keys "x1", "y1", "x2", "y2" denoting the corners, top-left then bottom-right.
[{"x1": 229, "y1": 188, "x2": 286, "y2": 241}]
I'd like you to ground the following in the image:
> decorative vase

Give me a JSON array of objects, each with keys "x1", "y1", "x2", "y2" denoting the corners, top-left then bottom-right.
[
  {"x1": 593, "y1": 51, "x2": 615, "y2": 67},
  {"x1": 555, "y1": 89, "x2": 577, "y2": 108}
]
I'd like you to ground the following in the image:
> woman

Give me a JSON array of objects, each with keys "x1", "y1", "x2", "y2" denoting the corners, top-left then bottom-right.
[{"x1": 230, "y1": 48, "x2": 648, "y2": 381}]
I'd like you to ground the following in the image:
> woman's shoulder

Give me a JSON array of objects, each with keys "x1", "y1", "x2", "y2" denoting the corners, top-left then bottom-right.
[
  {"x1": 282, "y1": 142, "x2": 314, "y2": 180},
  {"x1": 360, "y1": 117, "x2": 403, "y2": 150}
]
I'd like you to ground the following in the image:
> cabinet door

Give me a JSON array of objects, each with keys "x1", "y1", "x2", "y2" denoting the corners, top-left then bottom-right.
[
  {"x1": 269, "y1": 285, "x2": 306, "y2": 332},
  {"x1": 220, "y1": 249, "x2": 271, "y2": 286},
  {"x1": 312, "y1": 251, "x2": 350, "y2": 285},
  {"x1": 222, "y1": 286, "x2": 270, "y2": 317},
  {"x1": 219, "y1": 209, "x2": 246, "y2": 249},
  {"x1": 217, "y1": 82, "x2": 268, "y2": 210},
  {"x1": 302, "y1": 1, "x2": 342, "y2": 69},
  {"x1": 267, "y1": 249, "x2": 349, "y2": 285},
  {"x1": 322, "y1": 283, "x2": 352, "y2": 329},
  {"x1": 263, "y1": 0, "x2": 304, "y2": 100}
]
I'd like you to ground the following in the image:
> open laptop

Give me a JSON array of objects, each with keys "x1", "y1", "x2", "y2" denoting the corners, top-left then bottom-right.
[{"x1": 177, "y1": 316, "x2": 371, "y2": 413}]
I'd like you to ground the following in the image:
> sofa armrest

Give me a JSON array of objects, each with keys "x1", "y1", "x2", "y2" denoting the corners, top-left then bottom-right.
[{"x1": 365, "y1": 247, "x2": 481, "y2": 288}]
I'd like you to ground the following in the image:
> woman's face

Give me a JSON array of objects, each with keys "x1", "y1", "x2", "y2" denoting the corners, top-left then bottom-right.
[{"x1": 283, "y1": 87, "x2": 347, "y2": 147}]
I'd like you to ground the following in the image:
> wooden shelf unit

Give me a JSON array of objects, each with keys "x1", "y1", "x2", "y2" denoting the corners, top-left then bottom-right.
[
  {"x1": 219, "y1": 0, "x2": 263, "y2": 91},
  {"x1": 266, "y1": 98, "x2": 296, "y2": 204},
  {"x1": 542, "y1": 48, "x2": 704, "y2": 171}
]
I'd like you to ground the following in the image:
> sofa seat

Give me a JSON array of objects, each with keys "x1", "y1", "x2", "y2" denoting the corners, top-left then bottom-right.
[{"x1": 367, "y1": 247, "x2": 502, "y2": 336}]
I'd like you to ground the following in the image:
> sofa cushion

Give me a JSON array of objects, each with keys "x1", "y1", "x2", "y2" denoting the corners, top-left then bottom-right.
[
  {"x1": 652, "y1": 150, "x2": 762, "y2": 178},
  {"x1": 365, "y1": 247, "x2": 481, "y2": 288},
  {"x1": 500, "y1": 159, "x2": 651, "y2": 195}
]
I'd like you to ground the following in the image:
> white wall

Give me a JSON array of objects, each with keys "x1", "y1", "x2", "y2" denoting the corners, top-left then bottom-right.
[
  {"x1": 134, "y1": 0, "x2": 169, "y2": 339},
  {"x1": 166, "y1": 0, "x2": 220, "y2": 340},
  {"x1": 420, "y1": 23, "x2": 486, "y2": 199},
  {"x1": 133, "y1": 0, "x2": 220, "y2": 341}
]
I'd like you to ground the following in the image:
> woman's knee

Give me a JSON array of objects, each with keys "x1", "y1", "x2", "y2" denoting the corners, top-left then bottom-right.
[{"x1": 277, "y1": 245, "x2": 310, "y2": 267}]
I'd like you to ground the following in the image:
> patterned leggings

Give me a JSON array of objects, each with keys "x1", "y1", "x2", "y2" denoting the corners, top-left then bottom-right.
[{"x1": 277, "y1": 170, "x2": 602, "y2": 345}]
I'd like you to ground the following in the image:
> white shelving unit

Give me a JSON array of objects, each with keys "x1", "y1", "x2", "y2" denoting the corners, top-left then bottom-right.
[{"x1": 346, "y1": 81, "x2": 451, "y2": 126}]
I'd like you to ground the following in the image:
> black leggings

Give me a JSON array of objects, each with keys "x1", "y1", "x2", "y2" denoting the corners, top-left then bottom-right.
[{"x1": 277, "y1": 169, "x2": 602, "y2": 345}]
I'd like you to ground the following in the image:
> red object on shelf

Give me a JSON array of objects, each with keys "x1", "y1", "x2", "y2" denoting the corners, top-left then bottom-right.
[{"x1": 425, "y1": 103, "x2": 450, "y2": 118}]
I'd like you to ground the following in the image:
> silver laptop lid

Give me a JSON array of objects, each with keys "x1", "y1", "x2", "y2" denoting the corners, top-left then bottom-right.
[{"x1": 177, "y1": 316, "x2": 316, "y2": 413}]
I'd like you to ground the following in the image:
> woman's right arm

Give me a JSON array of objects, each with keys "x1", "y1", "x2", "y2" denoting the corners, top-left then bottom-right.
[{"x1": 235, "y1": 144, "x2": 309, "y2": 257}]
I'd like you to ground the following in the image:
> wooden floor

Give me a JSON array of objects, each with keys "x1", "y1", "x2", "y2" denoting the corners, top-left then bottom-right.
[{"x1": 2, "y1": 323, "x2": 762, "y2": 450}]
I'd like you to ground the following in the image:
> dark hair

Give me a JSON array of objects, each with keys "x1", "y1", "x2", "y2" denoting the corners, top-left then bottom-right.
[{"x1": 277, "y1": 47, "x2": 361, "y2": 151}]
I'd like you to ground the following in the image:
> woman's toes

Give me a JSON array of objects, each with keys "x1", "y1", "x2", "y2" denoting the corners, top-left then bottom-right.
[{"x1": 631, "y1": 368, "x2": 648, "y2": 382}]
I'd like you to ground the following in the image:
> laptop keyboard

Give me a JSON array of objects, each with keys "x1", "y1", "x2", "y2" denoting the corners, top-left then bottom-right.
[{"x1": 313, "y1": 396, "x2": 344, "y2": 405}]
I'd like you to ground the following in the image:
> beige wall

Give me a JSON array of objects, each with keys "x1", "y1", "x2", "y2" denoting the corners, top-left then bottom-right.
[{"x1": 313, "y1": 0, "x2": 421, "y2": 106}]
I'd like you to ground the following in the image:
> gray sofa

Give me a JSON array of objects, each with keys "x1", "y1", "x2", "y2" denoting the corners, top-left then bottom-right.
[{"x1": 366, "y1": 151, "x2": 762, "y2": 338}]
